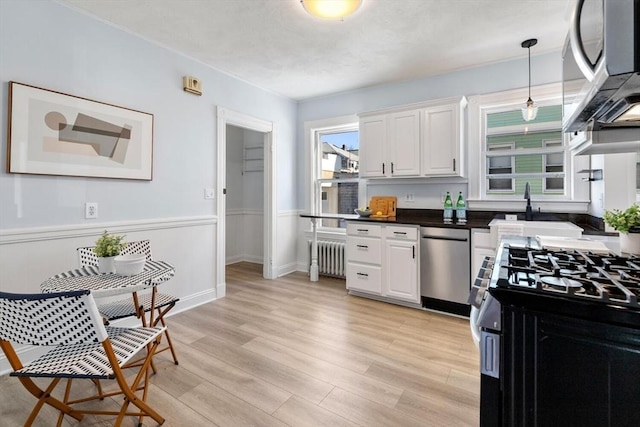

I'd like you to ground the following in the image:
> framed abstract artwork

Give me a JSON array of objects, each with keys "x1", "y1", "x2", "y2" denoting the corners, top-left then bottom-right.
[{"x1": 7, "y1": 82, "x2": 153, "y2": 180}]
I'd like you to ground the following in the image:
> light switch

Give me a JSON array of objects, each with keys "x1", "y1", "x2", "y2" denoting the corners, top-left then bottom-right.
[{"x1": 204, "y1": 188, "x2": 215, "y2": 199}]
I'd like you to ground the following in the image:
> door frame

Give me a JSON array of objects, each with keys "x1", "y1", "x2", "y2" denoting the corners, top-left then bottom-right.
[{"x1": 216, "y1": 107, "x2": 277, "y2": 297}]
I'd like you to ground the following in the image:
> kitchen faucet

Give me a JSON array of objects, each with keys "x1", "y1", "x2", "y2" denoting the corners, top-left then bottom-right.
[{"x1": 524, "y1": 182, "x2": 533, "y2": 221}]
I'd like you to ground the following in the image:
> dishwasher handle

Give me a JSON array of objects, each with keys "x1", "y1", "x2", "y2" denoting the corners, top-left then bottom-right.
[{"x1": 421, "y1": 235, "x2": 469, "y2": 243}]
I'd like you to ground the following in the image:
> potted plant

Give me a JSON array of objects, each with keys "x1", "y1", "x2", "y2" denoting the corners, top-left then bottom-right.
[
  {"x1": 94, "y1": 230, "x2": 126, "y2": 273},
  {"x1": 603, "y1": 204, "x2": 640, "y2": 254}
]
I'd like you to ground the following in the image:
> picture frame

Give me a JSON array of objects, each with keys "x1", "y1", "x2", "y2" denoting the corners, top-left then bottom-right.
[{"x1": 7, "y1": 82, "x2": 153, "y2": 180}]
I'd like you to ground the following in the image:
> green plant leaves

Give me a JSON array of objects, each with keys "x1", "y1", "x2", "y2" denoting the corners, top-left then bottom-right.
[{"x1": 603, "y1": 204, "x2": 640, "y2": 234}]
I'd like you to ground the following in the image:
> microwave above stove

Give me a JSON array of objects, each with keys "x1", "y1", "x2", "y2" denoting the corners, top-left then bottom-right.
[{"x1": 562, "y1": 0, "x2": 640, "y2": 152}]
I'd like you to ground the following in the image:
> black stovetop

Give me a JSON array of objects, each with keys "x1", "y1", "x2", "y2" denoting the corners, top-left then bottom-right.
[{"x1": 489, "y1": 237, "x2": 640, "y2": 329}]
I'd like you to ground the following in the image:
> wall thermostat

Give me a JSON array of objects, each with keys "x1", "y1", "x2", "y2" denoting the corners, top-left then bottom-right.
[{"x1": 183, "y1": 76, "x2": 202, "y2": 96}]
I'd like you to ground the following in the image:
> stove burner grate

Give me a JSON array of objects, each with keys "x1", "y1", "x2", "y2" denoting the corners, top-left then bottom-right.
[{"x1": 501, "y1": 245, "x2": 639, "y2": 308}]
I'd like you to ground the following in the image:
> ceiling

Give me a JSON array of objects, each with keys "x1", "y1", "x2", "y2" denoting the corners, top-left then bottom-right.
[{"x1": 59, "y1": 0, "x2": 575, "y2": 100}]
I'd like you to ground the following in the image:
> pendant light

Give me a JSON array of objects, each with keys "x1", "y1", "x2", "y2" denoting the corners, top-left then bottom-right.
[
  {"x1": 301, "y1": 0, "x2": 363, "y2": 20},
  {"x1": 521, "y1": 38, "x2": 538, "y2": 122}
]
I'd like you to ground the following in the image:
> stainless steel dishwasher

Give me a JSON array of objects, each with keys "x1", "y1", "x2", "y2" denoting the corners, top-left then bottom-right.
[{"x1": 420, "y1": 227, "x2": 470, "y2": 315}]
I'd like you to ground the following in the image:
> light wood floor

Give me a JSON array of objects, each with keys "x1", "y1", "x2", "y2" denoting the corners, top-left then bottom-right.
[{"x1": 0, "y1": 262, "x2": 480, "y2": 426}]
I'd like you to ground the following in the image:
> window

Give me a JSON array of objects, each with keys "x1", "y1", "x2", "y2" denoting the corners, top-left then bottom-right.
[
  {"x1": 487, "y1": 143, "x2": 514, "y2": 191},
  {"x1": 311, "y1": 123, "x2": 360, "y2": 228},
  {"x1": 543, "y1": 140, "x2": 564, "y2": 193},
  {"x1": 483, "y1": 104, "x2": 568, "y2": 199}
]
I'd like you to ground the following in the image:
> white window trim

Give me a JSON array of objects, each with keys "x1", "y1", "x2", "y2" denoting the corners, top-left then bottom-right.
[
  {"x1": 304, "y1": 115, "x2": 363, "y2": 232},
  {"x1": 542, "y1": 139, "x2": 565, "y2": 194},
  {"x1": 467, "y1": 82, "x2": 591, "y2": 212},
  {"x1": 486, "y1": 142, "x2": 515, "y2": 193}
]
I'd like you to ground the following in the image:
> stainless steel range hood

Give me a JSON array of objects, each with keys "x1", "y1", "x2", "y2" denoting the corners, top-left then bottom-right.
[{"x1": 569, "y1": 126, "x2": 640, "y2": 155}]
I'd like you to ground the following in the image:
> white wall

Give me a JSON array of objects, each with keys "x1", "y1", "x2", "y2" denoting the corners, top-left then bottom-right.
[
  {"x1": 0, "y1": 1, "x2": 298, "y2": 303},
  {"x1": 589, "y1": 153, "x2": 638, "y2": 227}
]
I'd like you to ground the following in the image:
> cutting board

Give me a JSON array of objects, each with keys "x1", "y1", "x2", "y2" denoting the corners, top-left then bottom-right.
[{"x1": 369, "y1": 196, "x2": 397, "y2": 218}]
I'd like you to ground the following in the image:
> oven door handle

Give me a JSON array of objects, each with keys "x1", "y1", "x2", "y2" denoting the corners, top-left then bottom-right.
[{"x1": 480, "y1": 331, "x2": 500, "y2": 379}]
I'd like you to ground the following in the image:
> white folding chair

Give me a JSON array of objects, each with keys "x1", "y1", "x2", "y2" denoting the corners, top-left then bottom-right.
[
  {"x1": 77, "y1": 240, "x2": 179, "y2": 364},
  {"x1": 0, "y1": 289, "x2": 165, "y2": 426}
]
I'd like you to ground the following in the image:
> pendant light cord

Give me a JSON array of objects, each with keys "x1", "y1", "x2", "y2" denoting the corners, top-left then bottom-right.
[{"x1": 527, "y1": 45, "x2": 531, "y2": 100}]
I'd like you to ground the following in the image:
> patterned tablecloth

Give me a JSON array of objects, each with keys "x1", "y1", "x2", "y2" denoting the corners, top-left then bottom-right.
[{"x1": 41, "y1": 260, "x2": 175, "y2": 297}]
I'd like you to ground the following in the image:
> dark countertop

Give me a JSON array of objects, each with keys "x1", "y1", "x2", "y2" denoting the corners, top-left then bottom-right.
[{"x1": 339, "y1": 209, "x2": 614, "y2": 236}]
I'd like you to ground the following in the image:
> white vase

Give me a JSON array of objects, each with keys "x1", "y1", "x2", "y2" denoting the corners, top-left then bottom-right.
[
  {"x1": 619, "y1": 232, "x2": 640, "y2": 255},
  {"x1": 98, "y1": 256, "x2": 116, "y2": 274}
]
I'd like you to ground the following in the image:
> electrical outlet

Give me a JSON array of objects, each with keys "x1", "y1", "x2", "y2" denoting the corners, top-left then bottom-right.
[
  {"x1": 405, "y1": 193, "x2": 415, "y2": 203},
  {"x1": 85, "y1": 202, "x2": 98, "y2": 219},
  {"x1": 204, "y1": 188, "x2": 215, "y2": 199}
]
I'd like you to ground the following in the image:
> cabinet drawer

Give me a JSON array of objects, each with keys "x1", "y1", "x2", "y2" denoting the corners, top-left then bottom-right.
[
  {"x1": 347, "y1": 223, "x2": 382, "y2": 237},
  {"x1": 472, "y1": 228, "x2": 493, "y2": 249},
  {"x1": 347, "y1": 237, "x2": 382, "y2": 264},
  {"x1": 384, "y1": 226, "x2": 418, "y2": 240},
  {"x1": 346, "y1": 262, "x2": 382, "y2": 294}
]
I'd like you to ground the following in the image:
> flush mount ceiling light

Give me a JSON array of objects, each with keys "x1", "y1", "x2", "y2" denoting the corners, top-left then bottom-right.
[
  {"x1": 521, "y1": 38, "x2": 539, "y2": 122},
  {"x1": 300, "y1": 0, "x2": 363, "y2": 20}
]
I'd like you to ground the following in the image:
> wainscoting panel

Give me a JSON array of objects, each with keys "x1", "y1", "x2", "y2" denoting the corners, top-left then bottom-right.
[
  {"x1": 0, "y1": 216, "x2": 218, "y2": 375},
  {"x1": 226, "y1": 209, "x2": 263, "y2": 265}
]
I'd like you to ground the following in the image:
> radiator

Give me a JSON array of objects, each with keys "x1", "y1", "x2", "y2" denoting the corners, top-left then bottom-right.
[{"x1": 308, "y1": 240, "x2": 346, "y2": 279}]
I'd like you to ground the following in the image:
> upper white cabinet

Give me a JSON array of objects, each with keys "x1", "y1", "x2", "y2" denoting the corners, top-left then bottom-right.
[
  {"x1": 359, "y1": 96, "x2": 466, "y2": 179},
  {"x1": 388, "y1": 110, "x2": 421, "y2": 177},
  {"x1": 421, "y1": 100, "x2": 466, "y2": 177},
  {"x1": 359, "y1": 114, "x2": 387, "y2": 177},
  {"x1": 359, "y1": 110, "x2": 420, "y2": 178}
]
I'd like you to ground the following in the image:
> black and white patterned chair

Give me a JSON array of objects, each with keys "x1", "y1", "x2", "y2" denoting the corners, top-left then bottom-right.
[
  {"x1": 77, "y1": 240, "x2": 179, "y2": 365},
  {"x1": 0, "y1": 289, "x2": 165, "y2": 426}
]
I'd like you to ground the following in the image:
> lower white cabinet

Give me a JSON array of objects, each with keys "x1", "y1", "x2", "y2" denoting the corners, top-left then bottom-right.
[
  {"x1": 346, "y1": 222, "x2": 420, "y2": 304},
  {"x1": 471, "y1": 228, "x2": 495, "y2": 283}
]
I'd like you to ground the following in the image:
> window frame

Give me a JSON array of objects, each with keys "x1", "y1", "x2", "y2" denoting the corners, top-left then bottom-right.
[
  {"x1": 466, "y1": 82, "x2": 590, "y2": 212},
  {"x1": 304, "y1": 115, "x2": 362, "y2": 232},
  {"x1": 542, "y1": 139, "x2": 565, "y2": 193},
  {"x1": 478, "y1": 93, "x2": 573, "y2": 201},
  {"x1": 486, "y1": 142, "x2": 515, "y2": 193}
]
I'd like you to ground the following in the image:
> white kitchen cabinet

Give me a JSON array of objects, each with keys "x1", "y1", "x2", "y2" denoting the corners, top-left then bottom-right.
[
  {"x1": 359, "y1": 96, "x2": 466, "y2": 179},
  {"x1": 358, "y1": 110, "x2": 420, "y2": 178},
  {"x1": 346, "y1": 223, "x2": 383, "y2": 294},
  {"x1": 471, "y1": 228, "x2": 495, "y2": 283},
  {"x1": 421, "y1": 99, "x2": 466, "y2": 177},
  {"x1": 388, "y1": 110, "x2": 421, "y2": 176},
  {"x1": 347, "y1": 222, "x2": 420, "y2": 305},
  {"x1": 359, "y1": 114, "x2": 387, "y2": 177},
  {"x1": 383, "y1": 226, "x2": 420, "y2": 303}
]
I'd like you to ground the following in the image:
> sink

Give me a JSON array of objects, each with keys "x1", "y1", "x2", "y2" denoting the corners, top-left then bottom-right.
[{"x1": 489, "y1": 219, "x2": 583, "y2": 244}]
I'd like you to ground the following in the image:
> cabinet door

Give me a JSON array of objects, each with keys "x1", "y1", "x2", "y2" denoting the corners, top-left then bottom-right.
[
  {"x1": 385, "y1": 239, "x2": 419, "y2": 303},
  {"x1": 359, "y1": 115, "x2": 387, "y2": 177},
  {"x1": 422, "y1": 104, "x2": 461, "y2": 176},
  {"x1": 388, "y1": 110, "x2": 421, "y2": 176}
]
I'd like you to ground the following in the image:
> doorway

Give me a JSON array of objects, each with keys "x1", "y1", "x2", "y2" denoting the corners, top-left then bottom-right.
[
  {"x1": 216, "y1": 107, "x2": 276, "y2": 298},
  {"x1": 225, "y1": 124, "x2": 264, "y2": 264}
]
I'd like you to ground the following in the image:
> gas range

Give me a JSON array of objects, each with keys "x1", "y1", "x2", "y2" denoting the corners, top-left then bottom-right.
[
  {"x1": 478, "y1": 237, "x2": 640, "y2": 427},
  {"x1": 497, "y1": 246, "x2": 640, "y2": 310}
]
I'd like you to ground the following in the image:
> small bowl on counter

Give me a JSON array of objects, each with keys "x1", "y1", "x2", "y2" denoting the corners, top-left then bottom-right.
[
  {"x1": 354, "y1": 208, "x2": 372, "y2": 217},
  {"x1": 114, "y1": 254, "x2": 146, "y2": 276}
]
